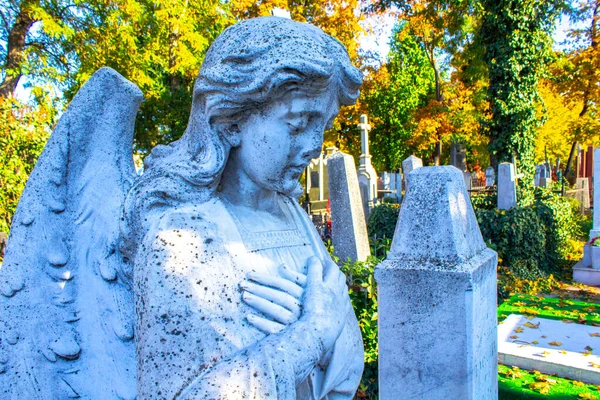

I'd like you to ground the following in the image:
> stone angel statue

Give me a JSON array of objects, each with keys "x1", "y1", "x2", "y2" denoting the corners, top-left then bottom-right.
[{"x1": 0, "y1": 17, "x2": 364, "y2": 399}]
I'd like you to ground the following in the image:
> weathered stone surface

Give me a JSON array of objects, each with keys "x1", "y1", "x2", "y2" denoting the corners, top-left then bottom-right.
[
  {"x1": 328, "y1": 151, "x2": 371, "y2": 262},
  {"x1": 0, "y1": 17, "x2": 364, "y2": 399},
  {"x1": 375, "y1": 166, "x2": 498, "y2": 400},
  {"x1": 497, "y1": 162, "x2": 517, "y2": 210},
  {"x1": 499, "y1": 314, "x2": 600, "y2": 384},
  {"x1": 402, "y1": 155, "x2": 422, "y2": 192}
]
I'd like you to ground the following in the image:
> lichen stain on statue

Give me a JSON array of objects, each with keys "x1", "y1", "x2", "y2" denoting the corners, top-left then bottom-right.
[{"x1": 0, "y1": 17, "x2": 364, "y2": 399}]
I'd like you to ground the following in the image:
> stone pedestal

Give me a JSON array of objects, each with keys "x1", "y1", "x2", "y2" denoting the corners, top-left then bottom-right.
[
  {"x1": 375, "y1": 166, "x2": 498, "y2": 400},
  {"x1": 327, "y1": 152, "x2": 371, "y2": 263},
  {"x1": 497, "y1": 162, "x2": 517, "y2": 210}
]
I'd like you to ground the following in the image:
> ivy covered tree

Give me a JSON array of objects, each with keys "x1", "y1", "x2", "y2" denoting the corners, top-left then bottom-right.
[{"x1": 480, "y1": 0, "x2": 564, "y2": 201}]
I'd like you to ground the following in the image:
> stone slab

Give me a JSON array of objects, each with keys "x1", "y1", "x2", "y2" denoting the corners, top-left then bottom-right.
[
  {"x1": 499, "y1": 314, "x2": 600, "y2": 384},
  {"x1": 327, "y1": 152, "x2": 371, "y2": 262}
]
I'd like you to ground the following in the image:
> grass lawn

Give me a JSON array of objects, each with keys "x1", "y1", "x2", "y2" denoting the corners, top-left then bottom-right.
[{"x1": 498, "y1": 292, "x2": 600, "y2": 399}]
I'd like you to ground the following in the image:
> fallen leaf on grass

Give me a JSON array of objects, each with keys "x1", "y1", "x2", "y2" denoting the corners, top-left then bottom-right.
[
  {"x1": 514, "y1": 301, "x2": 527, "y2": 307},
  {"x1": 504, "y1": 367, "x2": 524, "y2": 379},
  {"x1": 574, "y1": 381, "x2": 585, "y2": 387},
  {"x1": 543, "y1": 306, "x2": 555, "y2": 311},
  {"x1": 529, "y1": 382, "x2": 551, "y2": 394},
  {"x1": 549, "y1": 341, "x2": 563, "y2": 346},
  {"x1": 579, "y1": 393, "x2": 597, "y2": 400}
]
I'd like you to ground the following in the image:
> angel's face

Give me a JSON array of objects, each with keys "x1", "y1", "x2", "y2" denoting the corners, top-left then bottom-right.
[{"x1": 229, "y1": 89, "x2": 339, "y2": 195}]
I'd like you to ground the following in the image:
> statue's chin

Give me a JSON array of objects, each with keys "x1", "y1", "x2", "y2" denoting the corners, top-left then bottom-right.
[{"x1": 278, "y1": 181, "x2": 303, "y2": 199}]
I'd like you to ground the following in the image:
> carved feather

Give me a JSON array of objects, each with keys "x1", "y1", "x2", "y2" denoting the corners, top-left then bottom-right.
[{"x1": 0, "y1": 68, "x2": 142, "y2": 399}]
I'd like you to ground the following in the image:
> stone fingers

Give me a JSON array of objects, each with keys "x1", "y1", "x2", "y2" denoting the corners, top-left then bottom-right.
[
  {"x1": 242, "y1": 292, "x2": 295, "y2": 325},
  {"x1": 279, "y1": 264, "x2": 307, "y2": 287},
  {"x1": 246, "y1": 314, "x2": 285, "y2": 335},
  {"x1": 247, "y1": 272, "x2": 303, "y2": 298},
  {"x1": 241, "y1": 280, "x2": 301, "y2": 316}
]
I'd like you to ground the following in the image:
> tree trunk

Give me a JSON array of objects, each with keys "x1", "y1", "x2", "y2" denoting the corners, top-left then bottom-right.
[{"x1": 0, "y1": 0, "x2": 38, "y2": 98}]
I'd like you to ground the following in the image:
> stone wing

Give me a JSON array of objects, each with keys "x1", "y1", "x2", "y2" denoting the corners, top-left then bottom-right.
[{"x1": 0, "y1": 68, "x2": 142, "y2": 399}]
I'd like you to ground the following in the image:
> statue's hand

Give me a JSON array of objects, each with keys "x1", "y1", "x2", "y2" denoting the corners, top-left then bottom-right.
[
  {"x1": 301, "y1": 257, "x2": 350, "y2": 353},
  {"x1": 241, "y1": 265, "x2": 307, "y2": 334}
]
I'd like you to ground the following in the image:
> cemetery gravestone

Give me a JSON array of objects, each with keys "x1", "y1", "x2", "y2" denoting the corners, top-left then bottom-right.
[
  {"x1": 402, "y1": 155, "x2": 423, "y2": 192},
  {"x1": 375, "y1": 166, "x2": 498, "y2": 400},
  {"x1": 327, "y1": 152, "x2": 371, "y2": 262},
  {"x1": 450, "y1": 142, "x2": 467, "y2": 172},
  {"x1": 485, "y1": 166, "x2": 495, "y2": 187},
  {"x1": 497, "y1": 162, "x2": 517, "y2": 210}
]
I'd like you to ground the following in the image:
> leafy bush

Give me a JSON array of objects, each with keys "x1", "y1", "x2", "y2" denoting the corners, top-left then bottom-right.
[
  {"x1": 367, "y1": 202, "x2": 400, "y2": 240},
  {"x1": 475, "y1": 188, "x2": 582, "y2": 297},
  {"x1": 340, "y1": 256, "x2": 379, "y2": 399}
]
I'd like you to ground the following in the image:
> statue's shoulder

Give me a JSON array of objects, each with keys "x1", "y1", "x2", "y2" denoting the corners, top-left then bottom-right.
[{"x1": 144, "y1": 197, "x2": 237, "y2": 245}]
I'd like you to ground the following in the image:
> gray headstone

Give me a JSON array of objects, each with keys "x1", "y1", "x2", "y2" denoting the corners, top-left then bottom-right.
[
  {"x1": 402, "y1": 155, "x2": 423, "y2": 192},
  {"x1": 485, "y1": 166, "x2": 495, "y2": 187},
  {"x1": 497, "y1": 162, "x2": 517, "y2": 210},
  {"x1": 327, "y1": 152, "x2": 371, "y2": 262},
  {"x1": 463, "y1": 171, "x2": 472, "y2": 194},
  {"x1": 450, "y1": 142, "x2": 467, "y2": 172},
  {"x1": 375, "y1": 166, "x2": 498, "y2": 400}
]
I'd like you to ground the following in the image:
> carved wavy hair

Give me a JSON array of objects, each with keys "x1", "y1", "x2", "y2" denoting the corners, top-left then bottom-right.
[{"x1": 122, "y1": 17, "x2": 362, "y2": 257}]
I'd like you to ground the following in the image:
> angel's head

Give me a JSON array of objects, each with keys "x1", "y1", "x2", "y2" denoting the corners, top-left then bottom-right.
[
  {"x1": 144, "y1": 17, "x2": 360, "y2": 190},
  {"x1": 124, "y1": 17, "x2": 361, "y2": 247}
]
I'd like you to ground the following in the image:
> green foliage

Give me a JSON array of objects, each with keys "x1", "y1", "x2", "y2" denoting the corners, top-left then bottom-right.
[
  {"x1": 362, "y1": 23, "x2": 435, "y2": 171},
  {"x1": 340, "y1": 256, "x2": 380, "y2": 399},
  {"x1": 367, "y1": 202, "x2": 400, "y2": 241},
  {"x1": 470, "y1": 191, "x2": 497, "y2": 210},
  {"x1": 480, "y1": 0, "x2": 564, "y2": 203},
  {"x1": 477, "y1": 206, "x2": 547, "y2": 280},
  {"x1": 0, "y1": 93, "x2": 56, "y2": 235},
  {"x1": 475, "y1": 189, "x2": 581, "y2": 296}
]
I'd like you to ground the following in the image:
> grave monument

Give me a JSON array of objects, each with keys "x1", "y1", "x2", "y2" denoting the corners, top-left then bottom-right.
[
  {"x1": 357, "y1": 114, "x2": 378, "y2": 218},
  {"x1": 375, "y1": 166, "x2": 498, "y2": 399},
  {"x1": 0, "y1": 17, "x2": 364, "y2": 399}
]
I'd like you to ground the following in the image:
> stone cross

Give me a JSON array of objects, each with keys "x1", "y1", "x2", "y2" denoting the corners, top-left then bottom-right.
[
  {"x1": 357, "y1": 114, "x2": 378, "y2": 218},
  {"x1": 497, "y1": 162, "x2": 517, "y2": 210},
  {"x1": 327, "y1": 151, "x2": 371, "y2": 262},
  {"x1": 375, "y1": 166, "x2": 498, "y2": 399}
]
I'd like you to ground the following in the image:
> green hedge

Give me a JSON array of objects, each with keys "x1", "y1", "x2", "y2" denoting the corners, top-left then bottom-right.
[{"x1": 474, "y1": 188, "x2": 581, "y2": 281}]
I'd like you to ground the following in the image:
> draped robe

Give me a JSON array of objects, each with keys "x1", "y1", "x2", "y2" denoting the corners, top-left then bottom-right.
[{"x1": 134, "y1": 194, "x2": 364, "y2": 399}]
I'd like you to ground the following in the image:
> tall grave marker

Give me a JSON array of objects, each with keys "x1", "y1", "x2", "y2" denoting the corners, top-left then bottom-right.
[
  {"x1": 357, "y1": 114, "x2": 378, "y2": 218},
  {"x1": 327, "y1": 152, "x2": 371, "y2": 262},
  {"x1": 497, "y1": 162, "x2": 517, "y2": 210},
  {"x1": 375, "y1": 166, "x2": 498, "y2": 399}
]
